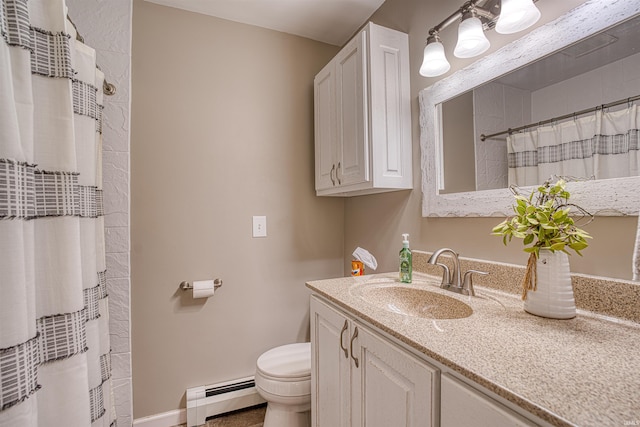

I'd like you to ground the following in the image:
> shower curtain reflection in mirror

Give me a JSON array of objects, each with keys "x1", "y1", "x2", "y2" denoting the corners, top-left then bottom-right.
[
  {"x1": 508, "y1": 104, "x2": 640, "y2": 187},
  {"x1": 0, "y1": 0, "x2": 116, "y2": 425}
]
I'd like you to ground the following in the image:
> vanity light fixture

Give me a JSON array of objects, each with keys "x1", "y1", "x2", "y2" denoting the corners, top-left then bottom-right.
[
  {"x1": 420, "y1": 33, "x2": 451, "y2": 77},
  {"x1": 454, "y1": 8, "x2": 491, "y2": 58},
  {"x1": 495, "y1": 0, "x2": 541, "y2": 34},
  {"x1": 419, "y1": 0, "x2": 542, "y2": 77}
]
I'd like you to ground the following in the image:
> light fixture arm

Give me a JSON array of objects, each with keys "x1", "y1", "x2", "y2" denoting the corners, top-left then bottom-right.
[{"x1": 428, "y1": 0, "x2": 497, "y2": 37}]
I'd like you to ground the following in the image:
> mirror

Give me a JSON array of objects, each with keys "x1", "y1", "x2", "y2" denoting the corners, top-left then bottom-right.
[{"x1": 420, "y1": 1, "x2": 640, "y2": 217}]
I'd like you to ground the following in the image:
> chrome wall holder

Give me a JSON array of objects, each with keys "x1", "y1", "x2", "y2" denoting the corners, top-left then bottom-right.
[{"x1": 179, "y1": 279, "x2": 223, "y2": 291}]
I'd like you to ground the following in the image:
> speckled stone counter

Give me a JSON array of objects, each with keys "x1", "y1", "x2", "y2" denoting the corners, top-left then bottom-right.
[{"x1": 306, "y1": 270, "x2": 640, "y2": 427}]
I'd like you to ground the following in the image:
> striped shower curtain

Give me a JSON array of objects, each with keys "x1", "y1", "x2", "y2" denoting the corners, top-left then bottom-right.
[
  {"x1": 508, "y1": 104, "x2": 640, "y2": 186},
  {"x1": 0, "y1": 0, "x2": 116, "y2": 426}
]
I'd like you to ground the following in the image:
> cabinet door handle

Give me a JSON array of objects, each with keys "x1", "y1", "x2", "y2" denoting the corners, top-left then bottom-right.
[
  {"x1": 330, "y1": 164, "x2": 336, "y2": 186},
  {"x1": 350, "y1": 326, "x2": 359, "y2": 368},
  {"x1": 339, "y1": 319, "x2": 349, "y2": 359},
  {"x1": 336, "y1": 162, "x2": 342, "y2": 185}
]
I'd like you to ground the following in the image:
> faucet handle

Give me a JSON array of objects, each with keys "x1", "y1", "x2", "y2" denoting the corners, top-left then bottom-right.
[
  {"x1": 462, "y1": 270, "x2": 489, "y2": 296},
  {"x1": 434, "y1": 262, "x2": 451, "y2": 286}
]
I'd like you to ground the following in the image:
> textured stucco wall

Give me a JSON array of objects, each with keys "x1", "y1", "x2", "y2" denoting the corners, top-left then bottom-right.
[{"x1": 66, "y1": 1, "x2": 133, "y2": 426}]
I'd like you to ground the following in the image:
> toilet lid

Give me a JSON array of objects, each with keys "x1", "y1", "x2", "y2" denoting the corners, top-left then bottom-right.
[{"x1": 257, "y1": 342, "x2": 311, "y2": 380}]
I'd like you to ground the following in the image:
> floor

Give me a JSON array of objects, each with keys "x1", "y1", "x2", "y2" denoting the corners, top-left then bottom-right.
[{"x1": 174, "y1": 405, "x2": 266, "y2": 427}]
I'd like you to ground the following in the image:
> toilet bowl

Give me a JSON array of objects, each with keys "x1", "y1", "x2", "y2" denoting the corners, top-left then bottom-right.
[{"x1": 255, "y1": 342, "x2": 311, "y2": 427}]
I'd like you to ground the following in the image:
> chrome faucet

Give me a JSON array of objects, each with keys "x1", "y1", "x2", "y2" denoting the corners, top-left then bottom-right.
[{"x1": 427, "y1": 248, "x2": 488, "y2": 296}]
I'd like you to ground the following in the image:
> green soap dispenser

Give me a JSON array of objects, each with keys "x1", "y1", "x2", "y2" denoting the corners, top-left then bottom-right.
[{"x1": 399, "y1": 233, "x2": 412, "y2": 283}]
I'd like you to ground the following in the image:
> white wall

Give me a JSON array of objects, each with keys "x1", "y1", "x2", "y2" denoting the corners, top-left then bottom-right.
[
  {"x1": 65, "y1": 1, "x2": 133, "y2": 426},
  {"x1": 532, "y1": 51, "x2": 640, "y2": 121},
  {"x1": 474, "y1": 82, "x2": 531, "y2": 191}
]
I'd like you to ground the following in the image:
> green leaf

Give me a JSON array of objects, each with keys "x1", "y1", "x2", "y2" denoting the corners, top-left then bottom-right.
[
  {"x1": 536, "y1": 212, "x2": 549, "y2": 223},
  {"x1": 550, "y1": 242, "x2": 566, "y2": 251},
  {"x1": 552, "y1": 210, "x2": 566, "y2": 221},
  {"x1": 491, "y1": 223, "x2": 506, "y2": 233},
  {"x1": 569, "y1": 241, "x2": 589, "y2": 251},
  {"x1": 512, "y1": 231, "x2": 527, "y2": 239},
  {"x1": 523, "y1": 233, "x2": 534, "y2": 245}
]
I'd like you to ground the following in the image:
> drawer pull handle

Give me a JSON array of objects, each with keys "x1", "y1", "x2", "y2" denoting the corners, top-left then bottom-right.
[
  {"x1": 339, "y1": 319, "x2": 349, "y2": 358},
  {"x1": 350, "y1": 326, "x2": 359, "y2": 368}
]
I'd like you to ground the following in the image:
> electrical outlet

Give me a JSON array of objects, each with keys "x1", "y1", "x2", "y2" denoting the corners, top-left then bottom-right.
[{"x1": 252, "y1": 216, "x2": 267, "y2": 238}]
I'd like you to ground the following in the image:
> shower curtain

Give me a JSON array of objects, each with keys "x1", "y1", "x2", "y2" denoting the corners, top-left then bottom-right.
[
  {"x1": 0, "y1": 0, "x2": 116, "y2": 426},
  {"x1": 507, "y1": 104, "x2": 640, "y2": 187}
]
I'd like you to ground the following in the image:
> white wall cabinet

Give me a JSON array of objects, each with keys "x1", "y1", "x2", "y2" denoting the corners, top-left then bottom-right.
[
  {"x1": 313, "y1": 22, "x2": 412, "y2": 197},
  {"x1": 310, "y1": 295, "x2": 438, "y2": 427}
]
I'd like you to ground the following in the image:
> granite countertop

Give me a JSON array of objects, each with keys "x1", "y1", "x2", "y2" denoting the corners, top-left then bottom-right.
[{"x1": 306, "y1": 271, "x2": 640, "y2": 427}]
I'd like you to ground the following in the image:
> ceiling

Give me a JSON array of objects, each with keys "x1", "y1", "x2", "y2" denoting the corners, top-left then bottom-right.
[{"x1": 144, "y1": 0, "x2": 386, "y2": 46}]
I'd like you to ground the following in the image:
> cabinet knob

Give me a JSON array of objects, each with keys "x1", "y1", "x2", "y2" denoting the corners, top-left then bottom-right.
[
  {"x1": 337, "y1": 162, "x2": 342, "y2": 185},
  {"x1": 330, "y1": 164, "x2": 336, "y2": 186}
]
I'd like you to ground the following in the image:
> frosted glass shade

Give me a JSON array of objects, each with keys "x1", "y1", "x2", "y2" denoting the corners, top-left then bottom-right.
[
  {"x1": 454, "y1": 16, "x2": 490, "y2": 58},
  {"x1": 496, "y1": 0, "x2": 541, "y2": 34},
  {"x1": 419, "y1": 40, "x2": 450, "y2": 77}
]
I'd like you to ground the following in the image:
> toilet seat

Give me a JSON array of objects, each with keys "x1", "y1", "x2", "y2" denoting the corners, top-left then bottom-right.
[{"x1": 255, "y1": 343, "x2": 311, "y2": 397}]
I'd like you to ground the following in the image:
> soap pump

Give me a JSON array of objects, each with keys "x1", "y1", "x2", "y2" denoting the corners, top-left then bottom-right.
[{"x1": 399, "y1": 233, "x2": 412, "y2": 283}]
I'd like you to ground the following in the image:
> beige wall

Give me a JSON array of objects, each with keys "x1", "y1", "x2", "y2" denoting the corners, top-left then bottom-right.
[
  {"x1": 344, "y1": 0, "x2": 637, "y2": 279},
  {"x1": 131, "y1": 0, "x2": 638, "y2": 418},
  {"x1": 131, "y1": 1, "x2": 342, "y2": 418}
]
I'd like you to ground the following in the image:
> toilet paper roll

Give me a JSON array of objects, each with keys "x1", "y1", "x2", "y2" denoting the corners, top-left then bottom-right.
[{"x1": 192, "y1": 280, "x2": 215, "y2": 299}]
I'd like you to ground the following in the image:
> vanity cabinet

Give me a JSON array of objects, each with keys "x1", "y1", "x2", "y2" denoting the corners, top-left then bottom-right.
[
  {"x1": 310, "y1": 295, "x2": 438, "y2": 427},
  {"x1": 441, "y1": 374, "x2": 536, "y2": 427},
  {"x1": 313, "y1": 22, "x2": 412, "y2": 197}
]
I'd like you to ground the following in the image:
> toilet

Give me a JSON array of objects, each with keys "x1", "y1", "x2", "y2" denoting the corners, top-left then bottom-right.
[{"x1": 255, "y1": 342, "x2": 311, "y2": 427}]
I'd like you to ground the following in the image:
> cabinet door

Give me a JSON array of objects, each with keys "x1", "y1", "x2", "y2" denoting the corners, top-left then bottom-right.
[
  {"x1": 368, "y1": 23, "x2": 412, "y2": 189},
  {"x1": 314, "y1": 63, "x2": 337, "y2": 191},
  {"x1": 335, "y1": 31, "x2": 368, "y2": 187},
  {"x1": 351, "y1": 322, "x2": 438, "y2": 427},
  {"x1": 441, "y1": 374, "x2": 536, "y2": 427},
  {"x1": 310, "y1": 296, "x2": 351, "y2": 427}
]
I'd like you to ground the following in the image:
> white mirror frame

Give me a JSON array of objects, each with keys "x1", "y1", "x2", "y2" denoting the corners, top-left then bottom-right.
[{"x1": 419, "y1": 0, "x2": 640, "y2": 217}]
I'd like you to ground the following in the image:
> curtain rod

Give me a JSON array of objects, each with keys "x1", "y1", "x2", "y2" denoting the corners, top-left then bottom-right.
[
  {"x1": 480, "y1": 94, "x2": 640, "y2": 141},
  {"x1": 66, "y1": 15, "x2": 116, "y2": 96}
]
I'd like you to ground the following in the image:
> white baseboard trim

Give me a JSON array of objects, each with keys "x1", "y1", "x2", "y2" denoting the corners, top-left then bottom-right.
[{"x1": 133, "y1": 409, "x2": 186, "y2": 427}]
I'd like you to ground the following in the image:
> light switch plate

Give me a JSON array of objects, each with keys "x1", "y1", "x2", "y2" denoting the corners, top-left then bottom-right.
[{"x1": 252, "y1": 216, "x2": 267, "y2": 237}]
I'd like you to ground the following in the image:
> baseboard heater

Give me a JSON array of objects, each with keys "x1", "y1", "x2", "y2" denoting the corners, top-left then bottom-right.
[{"x1": 186, "y1": 376, "x2": 266, "y2": 427}]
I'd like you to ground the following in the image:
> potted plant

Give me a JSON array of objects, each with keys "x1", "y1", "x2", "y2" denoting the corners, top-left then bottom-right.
[{"x1": 492, "y1": 178, "x2": 593, "y2": 319}]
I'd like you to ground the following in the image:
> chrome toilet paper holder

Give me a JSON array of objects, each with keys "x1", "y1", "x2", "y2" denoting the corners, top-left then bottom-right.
[{"x1": 179, "y1": 279, "x2": 223, "y2": 291}]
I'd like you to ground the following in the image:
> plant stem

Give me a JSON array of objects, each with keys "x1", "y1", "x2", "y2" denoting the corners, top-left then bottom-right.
[{"x1": 522, "y1": 252, "x2": 537, "y2": 300}]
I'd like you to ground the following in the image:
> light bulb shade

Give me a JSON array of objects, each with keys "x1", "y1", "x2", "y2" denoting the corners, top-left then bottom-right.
[
  {"x1": 420, "y1": 40, "x2": 451, "y2": 77},
  {"x1": 495, "y1": 0, "x2": 541, "y2": 34},
  {"x1": 454, "y1": 16, "x2": 490, "y2": 58}
]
